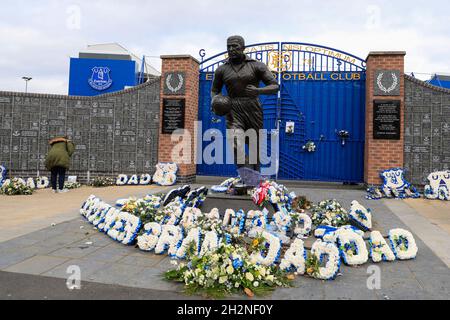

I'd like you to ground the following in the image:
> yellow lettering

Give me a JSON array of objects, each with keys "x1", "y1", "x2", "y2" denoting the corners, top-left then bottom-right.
[
  {"x1": 299, "y1": 73, "x2": 306, "y2": 80},
  {"x1": 354, "y1": 73, "x2": 361, "y2": 80},
  {"x1": 206, "y1": 73, "x2": 213, "y2": 81},
  {"x1": 331, "y1": 73, "x2": 338, "y2": 80},
  {"x1": 283, "y1": 73, "x2": 292, "y2": 81}
]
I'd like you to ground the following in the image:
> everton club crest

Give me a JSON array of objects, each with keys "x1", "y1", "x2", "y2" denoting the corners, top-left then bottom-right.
[{"x1": 88, "y1": 67, "x2": 113, "y2": 91}]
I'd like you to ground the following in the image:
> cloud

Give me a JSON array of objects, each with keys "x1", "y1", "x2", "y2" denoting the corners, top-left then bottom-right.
[{"x1": 0, "y1": 0, "x2": 448, "y2": 93}]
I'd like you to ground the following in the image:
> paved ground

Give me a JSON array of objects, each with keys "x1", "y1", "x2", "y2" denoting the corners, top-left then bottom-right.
[
  {"x1": 0, "y1": 184, "x2": 449, "y2": 300},
  {"x1": 0, "y1": 185, "x2": 166, "y2": 242}
]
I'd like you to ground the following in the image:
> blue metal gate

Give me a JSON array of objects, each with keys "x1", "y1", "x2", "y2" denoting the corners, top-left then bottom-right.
[{"x1": 197, "y1": 42, "x2": 366, "y2": 183}]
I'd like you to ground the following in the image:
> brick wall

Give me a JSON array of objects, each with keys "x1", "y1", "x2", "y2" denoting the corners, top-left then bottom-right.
[
  {"x1": 0, "y1": 79, "x2": 160, "y2": 183},
  {"x1": 158, "y1": 55, "x2": 200, "y2": 183},
  {"x1": 364, "y1": 52, "x2": 406, "y2": 185}
]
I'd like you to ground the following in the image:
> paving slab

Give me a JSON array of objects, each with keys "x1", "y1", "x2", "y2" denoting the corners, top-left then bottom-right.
[
  {"x1": 0, "y1": 271, "x2": 197, "y2": 300},
  {"x1": 0, "y1": 185, "x2": 168, "y2": 243},
  {"x1": 42, "y1": 258, "x2": 111, "y2": 281},
  {"x1": 48, "y1": 244, "x2": 102, "y2": 259},
  {"x1": 4, "y1": 255, "x2": 69, "y2": 275},
  {"x1": 88, "y1": 263, "x2": 147, "y2": 287}
]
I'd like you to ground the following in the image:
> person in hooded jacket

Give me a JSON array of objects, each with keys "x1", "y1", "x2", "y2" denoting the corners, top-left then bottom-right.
[{"x1": 45, "y1": 136, "x2": 75, "y2": 193}]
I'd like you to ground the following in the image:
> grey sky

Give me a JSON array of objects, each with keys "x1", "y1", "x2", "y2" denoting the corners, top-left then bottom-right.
[{"x1": 0, "y1": 0, "x2": 448, "y2": 94}]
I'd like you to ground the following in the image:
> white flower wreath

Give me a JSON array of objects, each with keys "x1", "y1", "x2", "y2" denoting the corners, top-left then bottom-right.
[
  {"x1": 369, "y1": 231, "x2": 396, "y2": 263},
  {"x1": 310, "y1": 240, "x2": 341, "y2": 280},
  {"x1": 153, "y1": 163, "x2": 178, "y2": 186},
  {"x1": 292, "y1": 213, "x2": 312, "y2": 238},
  {"x1": 139, "y1": 174, "x2": 152, "y2": 185},
  {"x1": 250, "y1": 231, "x2": 282, "y2": 266},
  {"x1": 116, "y1": 174, "x2": 128, "y2": 186},
  {"x1": 336, "y1": 229, "x2": 369, "y2": 266},
  {"x1": 200, "y1": 231, "x2": 220, "y2": 257},
  {"x1": 389, "y1": 228, "x2": 418, "y2": 260},
  {"x1": 127, "y1": 175, "x2": 139, "y2": 185},
  {"x1": 36, "y1": 177, "x2": 50, "y2": 189},
  {"x1": 176, "y1": 227, "x2": 202, "y2": 259},
  {"x1": 137, "y1": 223, "x2": 162, "y2": 252},
  {"x1": 272, "y1": 210, "x2": 292, "y2": 234},
  {"x1": 155, "y1": 225, "x2": 183, "y2": 256},
  {"x1": 26, "y1": 178, "x2": 36, "y2": 190},
  {"x1": 280, "y1": 238, "x2": 307, "y2": 274},
  {"x1": 348, "y1": 200, "x2": 372, "y2": 231}
]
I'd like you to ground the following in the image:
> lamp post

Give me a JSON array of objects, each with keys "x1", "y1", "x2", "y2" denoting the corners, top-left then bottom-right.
[{"x1": 22, "y1": 77, "x2": 32, "y2": 93}]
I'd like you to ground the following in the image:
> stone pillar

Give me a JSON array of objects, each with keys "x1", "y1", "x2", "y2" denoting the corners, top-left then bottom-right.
[
  {"x1": 364, "y1": 51, "x2": 406, "y2": 185},
  {"x1": 158, "y1": 55, "x2": 200, "y2": 184}
]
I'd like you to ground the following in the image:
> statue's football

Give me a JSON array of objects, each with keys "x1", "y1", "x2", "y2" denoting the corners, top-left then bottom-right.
[{"x1": 212, "y1": 95, "x2": 232, "y2": 116}]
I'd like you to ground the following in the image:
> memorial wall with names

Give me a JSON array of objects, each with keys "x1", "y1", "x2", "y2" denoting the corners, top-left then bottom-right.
[
  {"x1": 404, "y1": 75, "x2": 450, "y2": 185},
  {"x1": 0, "y1": 78, "x2": 160, "y2": 182}
]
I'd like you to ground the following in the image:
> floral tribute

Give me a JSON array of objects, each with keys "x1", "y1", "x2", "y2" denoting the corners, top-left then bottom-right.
[
  {"x1": 0, "y1": 178, "x2": 34, "y2": 195},
  {"x1": 348, "y1": 200, "x2": 372, "y2": 232},
  {"x1": 79, "y1": 181, "x2": 419, "y2": 298},
  {"x1": 36, "y1": 177, "x2": 50, "y2": 189},
  {"x1": 64, "y1": 182, "x2": 82, "y2": 190},
  {"x1": 153, "y1": 163, "x2": 178, "y2": 186},
  {"x1": 0, "y1": 165, "x2": 7, "y2": 186},
  {"x1": 310, "y1": 199, "x2": 349, "y2": 227},
  {"x1": 424, "y1": 170, "x2": 450, "y2": 201},
  {"x1": 90, "y1": 177, "x2": 115, "y2": 188},
  {"x1": 367, "y1": 168, "x2": 420, "y2": 200},
  {"x1": 116, "y1": 174, "x2": 152, "y2": 186},
  {"x1": 302, "y1": 141, "x2": 316, "y2": 153},
  {"x1": 252, "y1": 180, "x2": 294, "y2": 211}
]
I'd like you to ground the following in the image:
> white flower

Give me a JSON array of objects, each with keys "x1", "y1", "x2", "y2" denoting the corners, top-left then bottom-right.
[
  {"x1": 266, "y1": 275, "x2": 274, "y2": 282},
  {"x1": 219, "y1": 276, "x2": 228, "y2": 284},
  {"x1": 253, "y1": 281, "x2": 259, "y2": 288},
  {"x1": 246, "y1": 273, "x2": 254, "y2": 282},
  {"x1": 226, "y1": 265, "x2": 234, "y2": 275}
]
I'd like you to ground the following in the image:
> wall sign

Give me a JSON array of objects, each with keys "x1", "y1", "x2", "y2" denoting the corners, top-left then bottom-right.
[
  {"x1": 88, "y1": 67, "x2": 113, "y2": 91},
  {"x1": 374, "y1": 70, "x2": 400, "y2": 96},
  {"x1": 164, "y1": 72, "x2": 186, "y2": 95},
  {"x1": 162, "y1": 98, "x2": 185, "y2": 134},
  {"x1": 373, "y1": 100, "x2": 401, "y2": 140}
]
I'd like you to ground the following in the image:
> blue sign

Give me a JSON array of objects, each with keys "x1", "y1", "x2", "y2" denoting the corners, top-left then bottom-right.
[
  {"x1": 69, "y1": 58, "x2": 137, "y2": 96},
  {"x1": 88, "y1": 67, "x2": 113, "y2": 91}
]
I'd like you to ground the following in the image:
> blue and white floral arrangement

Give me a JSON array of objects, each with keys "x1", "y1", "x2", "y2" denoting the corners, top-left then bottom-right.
[
  {"x1": 348, "y1": 200, "x2": 372, "y2": 232},
  {"x1": 153, "y1": 163, "x2": 178, "y2": 186},
  {"x1": 424, "y1": 170, "x2": 450, "y2": 201},
  {"x1": 0, "y1": 165, "x2": 7, "y2": 186},
  {"x1": 367, "y1": 168, "x2": 420, "y2": 200}
]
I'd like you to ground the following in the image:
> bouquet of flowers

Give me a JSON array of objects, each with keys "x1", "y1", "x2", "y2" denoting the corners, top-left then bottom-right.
[
  {"x1": 252, "y1": 181, "x2": 293, "y2": 210},
  {"x1": 165, "y1": 243, "x2": 291, "y2": 298},
  {"x1": 291, "y1": 196, "x2": 312, "y2": 212},
  {"x1": 64, "y1": 182, "x2": 82, "y2": 190},
  {"x1": 90, "y1": 177, "x2": 115, "y2": 188},
  {"x1": 0, "y1": 178, "x2": 34, "y2": 196},
  {"x1": 310, "y1": 199, "x2": 349, "y2": 227},
  {"x1": 303, "y1": 141, "x2": 316, "y2": 153}
]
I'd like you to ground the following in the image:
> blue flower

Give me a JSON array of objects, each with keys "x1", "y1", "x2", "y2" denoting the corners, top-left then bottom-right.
[{"x1": 232, "y1": 259, "x2": 243, "y2": 269}]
